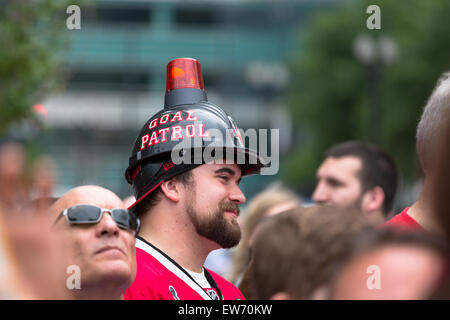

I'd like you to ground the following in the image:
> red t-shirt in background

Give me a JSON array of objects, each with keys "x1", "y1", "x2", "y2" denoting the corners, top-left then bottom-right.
[{"x1": 381, "y1": 207, "x2": 424, "y2": 231}]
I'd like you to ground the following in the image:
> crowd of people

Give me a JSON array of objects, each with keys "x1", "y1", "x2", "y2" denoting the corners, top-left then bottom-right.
[{"x1": 1, "y1": 64, "x2": 450, "y2": 300}]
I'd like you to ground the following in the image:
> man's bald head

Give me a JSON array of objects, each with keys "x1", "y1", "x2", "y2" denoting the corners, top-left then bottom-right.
[
  {"x1": 416, "y1": 71, "x2": 450, "y2": 174},
  {"x1": 50, "y1": 185, "x2": 126, "y2": 220}
]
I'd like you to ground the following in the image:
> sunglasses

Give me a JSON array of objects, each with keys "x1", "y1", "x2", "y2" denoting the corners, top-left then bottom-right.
[{"x1": 54, "y1": 204, "x2": 140, "y2": 234}]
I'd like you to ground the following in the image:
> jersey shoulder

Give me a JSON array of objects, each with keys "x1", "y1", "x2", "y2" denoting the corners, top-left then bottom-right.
[
  {"x1": 125, "y1": 247, "x2": 173, "y2": 300},
  {"x1": 125, "y1": 246, "x2": 208, "y2": 300}
]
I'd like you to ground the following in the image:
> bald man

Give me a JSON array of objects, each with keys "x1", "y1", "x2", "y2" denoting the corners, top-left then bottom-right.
[{"x1": 50, "y1": 186, "x2": 139, "y2": 299}]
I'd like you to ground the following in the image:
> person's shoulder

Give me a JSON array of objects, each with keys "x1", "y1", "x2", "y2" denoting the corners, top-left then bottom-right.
[
  {"x1": 206, "y1": 268, "x2": 246, "y2": 300},
  {"x1": 125, "y1": 248, "x2": 175, "y2": 300},
  {"x1": 135, "y1": 246, "x2": 183, "y2": 284},
  {"x1": 380, "y1": 207, "x2": 423, "y2": 230}
]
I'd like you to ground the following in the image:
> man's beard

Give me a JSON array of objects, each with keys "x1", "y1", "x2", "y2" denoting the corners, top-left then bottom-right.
[{"x1": 187, "y1": 199, "x2": 242, "y2": 249}]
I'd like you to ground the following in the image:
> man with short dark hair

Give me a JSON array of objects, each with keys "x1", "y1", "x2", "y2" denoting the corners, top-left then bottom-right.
[{"x1": 312, "y1": 141, "x2": 398, "y2": 225}]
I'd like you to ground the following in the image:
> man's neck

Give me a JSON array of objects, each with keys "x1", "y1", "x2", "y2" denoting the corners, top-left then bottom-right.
[
  {"x1": 139, "y1": 207, "x2": 219, "y2": 273},
  {"x1": 408, "y1": 179, "x2": 445, "y2": 235},
  {"x1": 68, "y1": 280, "x2": 127, "y2": 300}
]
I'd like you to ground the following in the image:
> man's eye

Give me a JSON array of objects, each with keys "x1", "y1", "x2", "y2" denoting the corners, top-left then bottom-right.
[
  {"x1": 218, "y1": 175, "x2": 229, "y2": 181},
  {"x1": 328, "y1": 180, "x2": 342, "y2": 187}
]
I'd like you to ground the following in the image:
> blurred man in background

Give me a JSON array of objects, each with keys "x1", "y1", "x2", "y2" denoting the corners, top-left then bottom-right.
[
  {"x1": 51, "y1": 185, "x2": 139, "y2": 299},
  {"x1": 312, "y1": 141, "x2": 398, "y2": 225}
]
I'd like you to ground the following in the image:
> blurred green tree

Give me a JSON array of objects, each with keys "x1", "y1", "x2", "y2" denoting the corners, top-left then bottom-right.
[
  {"x1": 284, "y1": 0, "x2": 450, "y2": 193},
  {"x1": 0, "y1": 0, "x2": 79, "y2": 134}
]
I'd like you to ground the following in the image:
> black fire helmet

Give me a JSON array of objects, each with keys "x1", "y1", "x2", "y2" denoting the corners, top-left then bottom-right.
[{"x1": 125, "y1": 58, "x2": 269, "y2": 211}]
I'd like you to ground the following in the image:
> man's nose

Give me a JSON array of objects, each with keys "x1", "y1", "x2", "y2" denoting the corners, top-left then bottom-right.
[
  {"x1": 229, "y1": 184, "x2": 246, "y2": 205},
  {"x1": 96, "y1": 211, "x2": 120, "y2": 237},
  {"x1": 312, "y1": 182, "x2": 329, "y2": 204}
]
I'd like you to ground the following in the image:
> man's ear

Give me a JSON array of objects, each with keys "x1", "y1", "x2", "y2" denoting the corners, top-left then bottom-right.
[
  {"x1": 160, "y1": 178, "x2": 180, "y2": 203},
  {"x1": 361, "y1": 186, "x2": 385, "y2": 214}
]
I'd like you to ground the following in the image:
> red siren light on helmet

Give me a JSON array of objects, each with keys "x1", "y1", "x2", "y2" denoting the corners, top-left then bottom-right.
[
  {"x1": 164, "y1": 58, "x2": 207, "y2": 109},
  {"x1": 166, "y1": 58, "x2": 204, "y2": 93}
]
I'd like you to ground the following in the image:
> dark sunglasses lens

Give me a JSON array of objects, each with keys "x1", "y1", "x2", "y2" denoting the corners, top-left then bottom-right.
[
  {"x1": 67, "y1": 205, "x2": 101, "y2": 223},
  {"x1": 111, "y1": 209, "x2": 139, "y2": 231},
  {"x1": 111, "y1": 209, "x2": 131, "y2": 228},
  {"x1": 129, "y1": 212, "x2": 140, "y2": 232}
]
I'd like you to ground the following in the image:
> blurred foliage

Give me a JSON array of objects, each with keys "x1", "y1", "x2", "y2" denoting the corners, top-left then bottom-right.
[
  {"x1": 0, "y1": 0, "x2": 84, "y2": 134},
  {"x1": 284, "y1": 0, "x2": 450, "y2": 191}
]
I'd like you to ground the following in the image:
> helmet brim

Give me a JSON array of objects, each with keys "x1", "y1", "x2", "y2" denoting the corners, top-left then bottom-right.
[{"x1": 127, "y1": 146, "x2": 269, "y2": 212}]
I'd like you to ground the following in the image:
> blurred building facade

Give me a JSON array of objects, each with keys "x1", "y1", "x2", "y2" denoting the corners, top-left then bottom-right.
[{"x1": 39, "y1": 0, "x2": 332, "y2": 198}]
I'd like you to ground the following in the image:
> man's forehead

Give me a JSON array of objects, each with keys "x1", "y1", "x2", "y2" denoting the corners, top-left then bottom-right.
[
  {"x1": 318, "y1": 156, "x2": 362, "y2": 178},
  {"x1": 199, "y1": 162, "x2": 242, "y2": 175},
  {"x1": 58, "y1": 186, "x2": 124, "y2": 210}
]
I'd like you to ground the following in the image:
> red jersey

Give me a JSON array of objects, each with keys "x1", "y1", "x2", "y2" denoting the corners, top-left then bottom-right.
[
  {"x1": 381, "y1": 207, "x2": 424, "y2": 231},
  {"x1": 124, "y1": 237, "x2": 245, "y2": 300}
]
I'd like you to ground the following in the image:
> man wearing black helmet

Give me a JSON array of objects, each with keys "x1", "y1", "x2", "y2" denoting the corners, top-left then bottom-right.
[{"x1": 124, "y1": 58, "x2": 267, "y2": 300}]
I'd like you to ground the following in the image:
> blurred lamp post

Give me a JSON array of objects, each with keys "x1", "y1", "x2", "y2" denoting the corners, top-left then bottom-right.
[{"x1": 353, "y1": 34, "x2": 398, "y2": 143}]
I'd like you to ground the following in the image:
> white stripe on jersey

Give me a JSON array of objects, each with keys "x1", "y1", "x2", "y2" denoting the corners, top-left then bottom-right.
[{"x1": 135, "y1": 238, "x2": 213, "y2": 300}]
